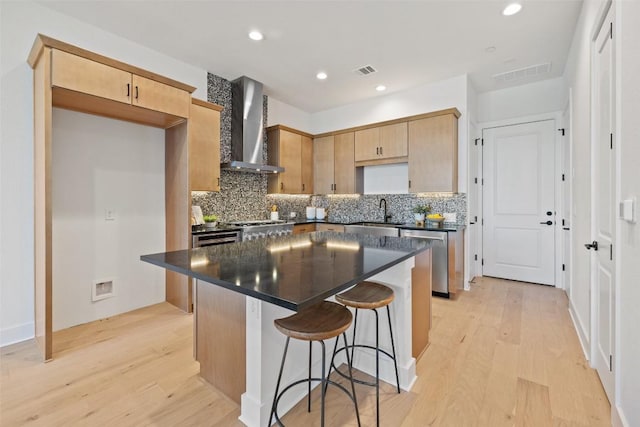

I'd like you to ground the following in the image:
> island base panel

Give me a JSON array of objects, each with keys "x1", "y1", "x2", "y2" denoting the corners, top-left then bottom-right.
[
  {"x1": 196, "y1": 280, "x2": 246, "y2": 404},
  {"x1": 412, "y1": 249, "x2": 432, "y2": 359}
]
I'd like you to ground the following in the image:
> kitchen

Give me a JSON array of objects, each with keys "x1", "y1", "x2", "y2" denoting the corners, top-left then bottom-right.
[{"x1": 1, "y1": 1, "x2": 639, "y2": 427}]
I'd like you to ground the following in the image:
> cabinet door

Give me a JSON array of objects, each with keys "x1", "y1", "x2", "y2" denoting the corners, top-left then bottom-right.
[
  {"x1": 293, "y1": 223, "x2": 316, "y2": 234},
  {"x1": 51, "y1": 49, "x2": 131, "y2": 104},
  {"x1": 334, "y1": 132, "x2": 355, "y2": 194},
  {"x1": 132, "y1": 74, "x2": 190, "y2": 118},
  {"x1": 316, "y1": 223, "x2": 344, "y2": 233},
  {"x1": 314, "y1": 136, "x2": 335, "y2": 194},
  {"x1": 301, "y1": 135, "x2": 313, "y2": 194},
  {"x1": 408, "y1": 115, "x2": 458, "y2": 192},
  {"x1": 379, "y1": 122, "x2": 408, "y2": 159},
  {"x1": 354, "y1": 127, "x2": 379, "y2": 162},
  {"x1": 189, "y1": 102, "x2": 221, "y2": 191},
  {"x1": 279, "y1": 130, "x2": 302, "y2": 193}
]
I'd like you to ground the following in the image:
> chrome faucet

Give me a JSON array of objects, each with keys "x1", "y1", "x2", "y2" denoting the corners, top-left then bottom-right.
[{"x1": 379, "y1": 198, "x2": 392, "y2": 223}]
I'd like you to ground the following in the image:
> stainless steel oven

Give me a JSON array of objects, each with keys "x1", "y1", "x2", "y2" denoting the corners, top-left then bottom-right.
[{"x1": 192, "y1": 229, "x2": 240, "y2": 248}]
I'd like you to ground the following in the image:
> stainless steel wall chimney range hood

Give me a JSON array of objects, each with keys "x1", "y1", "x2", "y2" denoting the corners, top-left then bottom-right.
[{"x1": 221, "y1": 76, "x2": 283, "y2": 173}]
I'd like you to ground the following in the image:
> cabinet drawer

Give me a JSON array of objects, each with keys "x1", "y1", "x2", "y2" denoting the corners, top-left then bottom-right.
[
  {"x1": 132, "y1": 74, "x2": 190, "y2": 118},
  {"x1": 293, "y1": 224, "x2": 316, "y2": 234},
  {"x1": 316, "y1": 223, "x2": 344, "y2": 233},
  {"x1": 51, "y1": 49, "x2": 131, "y2": 104}
]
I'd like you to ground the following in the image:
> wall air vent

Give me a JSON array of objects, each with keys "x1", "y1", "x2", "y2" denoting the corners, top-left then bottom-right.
[
  {"x1": 354, "y1": 65, "x2": 377, "y2": 76},
  {"x1": 493, "y1": 62, "x2": 552, "y2": 83}
]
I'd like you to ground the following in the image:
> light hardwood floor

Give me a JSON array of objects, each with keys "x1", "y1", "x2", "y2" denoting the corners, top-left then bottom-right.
[{"x1": 0, "y1": 277, "x2": 610, "y2": 426}]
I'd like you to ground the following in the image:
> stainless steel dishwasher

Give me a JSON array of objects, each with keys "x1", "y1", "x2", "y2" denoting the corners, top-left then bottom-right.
[{"x1": 400, "y1": 229, "x2": 449, "y2": 298}]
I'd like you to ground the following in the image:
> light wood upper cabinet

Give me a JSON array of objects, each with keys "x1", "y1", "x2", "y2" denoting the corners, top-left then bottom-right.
[
  {"x1": 379, "y1": 122, "x2": 408, "y2": 158},
  {"x1": 189, "y1": 99, "x2": 222, "y2": 192},
  {"x1": 300, "y1": 135, "x2": 313, "y2": 194},
  {"x1": 267, "y1": 126, "x2": 313, "y2": 194},
  {"x1": 408, "y1": 113, "x2": 459, "y2": 193},
  {"x1": 354, "y1": 127, "x2": 379, "y2": 162},
  {"x1": 313, "y1": 136, "x2": 335, "y2": 194},
  {"x1": 36, "y1": 35, "x2": 195, "y2": 129},
  {"x1": 51, "y1": 49, "x2": 131, "y2": 104},
  {"x1": 355, "y1": 123, "x2": 407, "y2": 165},
  {"x1": 132, "y1": 75, "x2": 190, "y2": 118},
  {"x1": 313, "y1": 132, "x2": 355, "y2": 194}
]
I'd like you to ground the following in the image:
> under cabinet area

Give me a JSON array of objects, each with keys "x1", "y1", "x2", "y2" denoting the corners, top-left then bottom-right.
[
  {"x1": 313, "y1": 132, "x2": 356, "y2": 194},
  {"x1": 408, "y1": 112, "x2": 459, "y2": 193},
  {"x1": 267, "y1": 126, "x2": 313, "y2": 194}
]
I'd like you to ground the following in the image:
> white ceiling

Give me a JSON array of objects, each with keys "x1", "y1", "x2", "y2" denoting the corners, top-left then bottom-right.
[{"x1": 38, "y1": 0, "x2": 583, "y2": 113}]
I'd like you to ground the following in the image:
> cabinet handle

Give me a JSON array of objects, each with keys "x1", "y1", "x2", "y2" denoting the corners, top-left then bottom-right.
[
  {"x1": 280, "y1": 182, "x2": 284, "y2": 191},
  {"x1": 302, "y1": 183, "x2": 305, "y2": 191},
  {"x1": 126, "y1": 83, "x2": 130, "y2": 97},
  {"x1": 380, "y1": 146, "x2": 383, "y2": 155},
  {"x1": 135, "y1": 86, "x2": 139, "y2": 100},
  {"x1": 409, "y1": 180, "x2": 412, "y2": 188},
  {"x1": 217, "y1": 177, "x2": 220, "y2": 188}
]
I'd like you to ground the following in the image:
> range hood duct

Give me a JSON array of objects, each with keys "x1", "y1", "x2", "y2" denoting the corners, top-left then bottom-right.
[{"x1": 221, "y1": 76, "x2": 283, "y2": 173}]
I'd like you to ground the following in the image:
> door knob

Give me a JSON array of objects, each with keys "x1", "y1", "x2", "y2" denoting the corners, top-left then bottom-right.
[
  {"x1": 540, "y1": 220, "x2": 553, "y2": 225},
  {"x1": 584, "y1": 241, "x2": 599, "y2": 250}
]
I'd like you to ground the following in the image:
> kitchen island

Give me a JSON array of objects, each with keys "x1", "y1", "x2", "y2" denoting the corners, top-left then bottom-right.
[{"x1": 141, "y1": 231, "x2": 432, "y2": 426}]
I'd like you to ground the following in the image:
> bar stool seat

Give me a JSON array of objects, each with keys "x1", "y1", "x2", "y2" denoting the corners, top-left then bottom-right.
[
  {"x1": 270, "y1": 301, "x2": 361, "y2": 427},
  {"x1": 331, "y1": 281, "x2": 400, "y2": 427},
  {"x1": 335, "y1": 281, "x2": 394, "y2": 309}
]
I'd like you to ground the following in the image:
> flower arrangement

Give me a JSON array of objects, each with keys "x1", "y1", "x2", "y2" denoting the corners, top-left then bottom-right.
[
  {"x1": 412, "y1": 205, "x2": 432, "y2": 215},
  {"x1": 203, "y1": 214, "x2": 218, "y2": 228}
]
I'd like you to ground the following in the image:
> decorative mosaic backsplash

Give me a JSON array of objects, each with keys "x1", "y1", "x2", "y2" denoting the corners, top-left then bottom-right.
[
  {"x1": 196, "y1": 73, "x2": 468, "y2": 225},
  {"x1": 267, "y1": 193, "x2": 467, "y2": 225}
]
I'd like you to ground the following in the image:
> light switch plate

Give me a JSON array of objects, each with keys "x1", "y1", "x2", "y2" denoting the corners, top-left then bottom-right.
[{"x1": 620, "y1": 198, "x2": 635, "y2": 223}]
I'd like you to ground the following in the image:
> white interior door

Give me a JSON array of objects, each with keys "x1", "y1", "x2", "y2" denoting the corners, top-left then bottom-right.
[
  {"x1": 591, "y1": 8, "x2": 615, "y2": 400},
  {"x1": 482, "y1": 120, "x2": 556, "y2": 285}
]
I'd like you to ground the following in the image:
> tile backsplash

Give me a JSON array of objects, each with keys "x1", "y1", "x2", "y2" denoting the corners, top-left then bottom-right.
[{"x1": 267, "y1": 193, "x2": 467, "y2": 225}]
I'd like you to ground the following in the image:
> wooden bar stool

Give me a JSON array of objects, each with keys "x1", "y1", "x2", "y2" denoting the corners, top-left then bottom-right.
[
  {"x1": 269, "y1": 301, "x2": 361, "y2": 427},
  {"x1": 330, "y1": 281, "x2": 400, "y2": 427}
]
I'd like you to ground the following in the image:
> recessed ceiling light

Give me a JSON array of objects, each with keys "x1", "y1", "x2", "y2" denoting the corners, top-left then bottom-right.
[
  {"x1": 316, "y1": 72, "x2": 328, "y2": 80},
  {"x1": 248, "y1": 30, "x2": 264, "y2": 41},
  {"x1": 376, "y1": 85, "x2": 387, "y2": 92},
  {"x1": 502, "y1": 3, "x2": 522, "y2": 16}
]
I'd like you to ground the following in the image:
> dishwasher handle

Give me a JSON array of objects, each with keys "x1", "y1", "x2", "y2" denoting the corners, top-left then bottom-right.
[{"x1": 401, "y1": 231, "x2": 446, "y2": 242}]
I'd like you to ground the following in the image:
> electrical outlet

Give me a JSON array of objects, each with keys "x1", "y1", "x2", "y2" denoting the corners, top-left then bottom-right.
[{"x1": 105, "y1": 209, "x2": 115, "y2": 221}]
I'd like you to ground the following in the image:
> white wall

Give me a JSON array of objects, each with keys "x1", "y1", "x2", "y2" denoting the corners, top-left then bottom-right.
[
  {"x1": 563, "y1": 0, "x2": 605, "y2": 365},
  {"x1": 267, "y1": 97, "x2": 312, "y2": 132},
  {"x1": 0, "y1": 0, "x2": 208, "y2": 346},
  {"x1": 52, "y1": 109, "x2": 166, "y2": 331},
  {"x1": 616, "y1": 1, "x2": 640, "y2": 425},
  {"x1": 476, "y1": 77, "x2": 567, "y2": 123}
]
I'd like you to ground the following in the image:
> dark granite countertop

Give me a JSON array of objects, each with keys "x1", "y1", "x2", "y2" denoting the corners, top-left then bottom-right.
[
  {"x1": 292, "y1": 219, "x2": 465, "y2": 232},
  {"x1": 142, "y1": 231, "x2": 432, "y2": 311}
]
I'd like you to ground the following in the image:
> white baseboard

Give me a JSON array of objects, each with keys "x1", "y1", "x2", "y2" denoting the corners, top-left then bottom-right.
[
  {"x1": 612, "y1": 404, "x2": 630, "y2": 427},
  {"x1": 0, "y1": 322, "x2": 34, "y2": 348},
  {"x1": 568, "y1": 301, "x2": 590, "y2": 360}
]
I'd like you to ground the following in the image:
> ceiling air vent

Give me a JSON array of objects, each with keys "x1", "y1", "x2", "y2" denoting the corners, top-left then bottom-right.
[
  {"x1": 354, "y1": 65, "x2": 377, "y2": 76},
  {"x1": 493, "y1": 62, "x2": 551, "y2": 83}
]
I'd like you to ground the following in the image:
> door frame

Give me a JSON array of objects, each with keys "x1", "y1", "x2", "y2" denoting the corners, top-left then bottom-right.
[
  {"x1": 560, "y1": 96, "x2": 574, "y2": 296},
  {"x1": 478, "y1": 111, "x2": 564, "y2": 288}
]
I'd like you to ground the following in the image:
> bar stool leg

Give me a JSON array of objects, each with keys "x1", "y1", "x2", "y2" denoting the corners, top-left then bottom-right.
[
  {"x1": 308, "y1": 341, "x2": 312, "y2": 412},
  {"x1": 374, "y1": 308, "x2": 380, "y2": 427},
  {"x1": 351, "y1": 308, "x2": 358, "y2": 363},
  {"x1": 324, "y1": 335, "x2": 341, "y2": 397},
  {"x1": 270, "y1": 337, "x2": 291, "y2": 427},
  {"x1": 387, "y1": 305, "x2": 401, "y2": 393},
  {"x1": 342, "y1": 332, "x2": 362, "y2": 427},
  {"x1": 320, "y1": 340, "x2": 326, "y2": 427}
]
